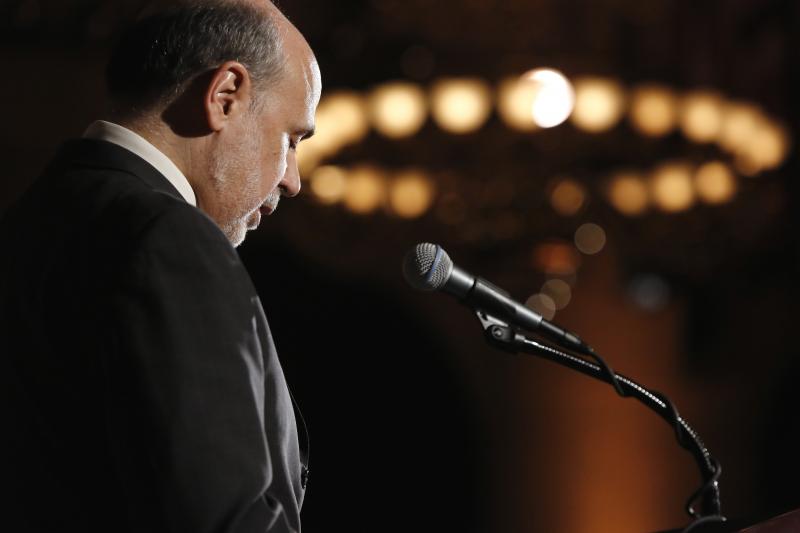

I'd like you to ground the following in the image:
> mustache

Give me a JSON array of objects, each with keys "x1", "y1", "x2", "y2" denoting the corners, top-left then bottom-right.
[{"x1": 264, "y1": 190, "x2": 281, "y2": 210}]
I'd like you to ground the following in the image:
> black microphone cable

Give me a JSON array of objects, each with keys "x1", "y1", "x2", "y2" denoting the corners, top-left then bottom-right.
[{"x1": 519, "y1": 336, "x2": 725, "y2": 532}]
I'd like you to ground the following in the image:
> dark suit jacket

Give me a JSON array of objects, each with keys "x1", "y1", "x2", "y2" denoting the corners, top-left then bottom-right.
[{"x1": 0, "y1": 139, "x2": 307, "y2": 532}]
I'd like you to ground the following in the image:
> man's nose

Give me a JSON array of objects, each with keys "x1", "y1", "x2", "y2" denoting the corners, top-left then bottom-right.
[{"x1": 280, "y1": 160, "x2": 301, "y2": 198}]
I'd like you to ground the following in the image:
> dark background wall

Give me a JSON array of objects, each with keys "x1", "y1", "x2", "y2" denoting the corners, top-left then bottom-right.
[{"x1": 2, "y1": 1, "x2": 800, "y2": 531}]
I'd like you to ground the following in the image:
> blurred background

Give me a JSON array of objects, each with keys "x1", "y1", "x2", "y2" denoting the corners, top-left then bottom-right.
[{"x1": 2, "y1": 0, "x2": 800, "y2": 531}]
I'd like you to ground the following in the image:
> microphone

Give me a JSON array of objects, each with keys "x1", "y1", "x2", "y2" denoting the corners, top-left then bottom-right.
[{"x1": 403, "y1": 242, "x2": 591, "y2": 354}]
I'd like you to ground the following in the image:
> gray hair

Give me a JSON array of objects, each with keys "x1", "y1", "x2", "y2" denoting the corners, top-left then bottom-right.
[{"x1": 106, "y1": 1, "x2": 285, "y2": 114}]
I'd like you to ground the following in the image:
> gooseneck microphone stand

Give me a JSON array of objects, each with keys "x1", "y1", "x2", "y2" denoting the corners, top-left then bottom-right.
[
  {"x1": 403, "y1": 242, "x2": 725, "y2": 532},
  {"x1": 475, "y1": 310, "x2": 725, "y2": 533}
]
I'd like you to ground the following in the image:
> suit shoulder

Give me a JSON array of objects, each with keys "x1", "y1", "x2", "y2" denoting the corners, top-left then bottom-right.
[
  {"x1": 133, "y1": 196, "x2": 232, "y2": 252},
  {"x1": 50, "y1": 165, "x2": 227, "y2": 250},
  {"x1": 119, "y1": 192, "x2": 255, "y2": 300},
  {"x1": 3, "y1": 162, "x2": 232, "y2": 267}
]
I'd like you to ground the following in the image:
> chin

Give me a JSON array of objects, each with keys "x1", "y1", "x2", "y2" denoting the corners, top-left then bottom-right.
[
  {"x1": 219, "y1": 210, "x2": 259, "y2": 248},
  {"x1": 222, "y1": 221, "x2": 249, "y2": 248}
]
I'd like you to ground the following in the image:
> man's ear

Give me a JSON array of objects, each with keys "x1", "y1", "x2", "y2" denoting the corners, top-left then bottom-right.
[{"x1": 205, "y1": 61, "x2": 253, "y2": 131}]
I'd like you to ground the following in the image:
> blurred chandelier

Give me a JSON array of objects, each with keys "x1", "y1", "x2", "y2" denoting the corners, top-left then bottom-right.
[
  {"x1": 298, "y1": 69, "x2": 790, "y2": 220},
  {"x1": 293, "y1": 69, "x2": 792, "y2": 319}
]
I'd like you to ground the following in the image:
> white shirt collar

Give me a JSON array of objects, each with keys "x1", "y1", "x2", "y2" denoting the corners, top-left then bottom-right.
[{"x1": 83, "y1": 120, "x2": 197, "y2": 206}]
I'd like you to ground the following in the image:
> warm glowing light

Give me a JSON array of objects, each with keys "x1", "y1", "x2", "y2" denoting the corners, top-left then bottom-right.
[
  {"x1": 546, "y1": 270, "x2": 578, "y2": 288},
  {"x1": 574, "y1": 223, "x2": 606, "y2": 255},
  {"x1": 298, "y1": 104, "x2": 350, "y2": 172},
  {"x1": 297, "y1": 143, "x2": 324, "y2": 177},
  {"x1": 757, "y1": 121, "x2": 791, "y2": 170},
  {"x1": 532, "y1": 241, "x2": 582, "y2": 274},
  {"x1": 388, "y1": 170, "x2": 436, "y2": 218},
  {"x1": 739, "y1": 120, "x2": 791, "y2": 172},
  {"x1": 570, "y1": 77, "x2": 626, "y2": 133},
  {"x1": 497, "y1": 76, "x2": 539, "y2": 131},
  {"x1": 524, "y1": 68, "x2": 575, "y2": 128},
  {"x1": 549, "y1": 178, "x2": 586, "y2": 216},
  {"x1": 525, "y1": 293, "x2": 557, "y2": 320},
  {"x1": 629, "y1": 84, "x2": 677, "y2": 137},
  {"x1": 679, "y1": 90, "x2": 724, "y2": 143},
  {"x1": 718, "y1": 102, "x2": 761, "y2": 153},
  {"x1": 368, "y1": 81, "x2": 427, "y2": 138},
  {"x1": 718, "y1": 105, "x2": 790, "y2": 174},
  {"x1": 608, "y1": 172, "x2": 649, "y2": 216},
  {"x1": 320, "y1": 91, "x2": 370, "y2": 145},
  {"x1": 541, "y1": 279, "x2": 572, "y2": 310},
  {"x1": 650, "y1": 162, "x2": 695, "y2": 212},
  {"x1": 297, "y1": 91, "x2": 370, "y2": 177},
  {"x1": 430, "y1": 78, "x2": 492, "y2": 134},
  {"x1": 733, "y1": 156, "x2": 761, "y2": 178},
  {"x1": 694, "y1": 161, "x2": 737, "y2": 204},
  {"x1": 310, "y1": 165, "x2": 347, "y2": 204},
  {"x1": 343, "y1": 166, "x2": 386, "y2": 214}
]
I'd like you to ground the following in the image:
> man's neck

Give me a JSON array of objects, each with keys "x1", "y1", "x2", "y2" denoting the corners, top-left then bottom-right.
[
  {"x1": 86, "y1": 119, "x2": 199, "y2": 206},
  {"x1": 119, "y1": 116, "x2": 199, "y2": 192}
]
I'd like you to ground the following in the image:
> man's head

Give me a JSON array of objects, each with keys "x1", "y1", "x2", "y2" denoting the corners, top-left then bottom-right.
[{"x1": 106, "y1": 0, "x2": 321, "y2": 246}]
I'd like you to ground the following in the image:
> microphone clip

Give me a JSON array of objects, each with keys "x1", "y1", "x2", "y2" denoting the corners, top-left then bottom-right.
[{"x1": 475, "y1": 311, "x2": 522, "y2": 354}]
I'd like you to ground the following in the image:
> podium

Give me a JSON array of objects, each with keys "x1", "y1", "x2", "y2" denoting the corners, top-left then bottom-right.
[
  {"x1": 661, "y1": 508, "x2": 800, "y2": 532},
  {"x1": 658, "y1": 508, "x2": 800, "y2": 532},
  {"x1": 738, "y1": 508, "x2": 800, "y2": 532}
]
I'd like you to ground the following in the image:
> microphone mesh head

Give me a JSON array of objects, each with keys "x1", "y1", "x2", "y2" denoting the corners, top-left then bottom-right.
[{"x1": 402, "y1": 243, "x2": 453, "y2": 291}]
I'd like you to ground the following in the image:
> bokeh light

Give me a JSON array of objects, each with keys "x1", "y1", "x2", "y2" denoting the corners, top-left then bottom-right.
[
  {"x1": 388, "y1": 169, "x2": 436, "y2": 218},
  {"x1": 297, "y1": 142, "x2": 324, "y2": 178},
  {"x1": 497, "y1": 76, "x2": 539, "y2": 131},
  {"x1": 570, "y1": 77, "x2": 626, "y2": 133},
  {"x1": 546, "y1": 270, "x2": 578, "y2": 288},
  {"x1": 368, "y1": 81, "x2": 428, "y2": 138},
  {"x1": 430, "y1": 78, "x2": 492, "y2": 134},
  {"x1": 532, "y1": 241, "x2": 582, "y2": 274},
  {"x1": 310, "y1": 165, "x2": 347, "y2": 205},
  {"x1": 718, "y1": 102, "x2": 761, "y2": 154},
  {"x1": 694, "y1": 161, "x2": 737, "y2": 205},
  {"x1": 524, "y1": 68, "x2": 575, "y2": 128},
  {"x1": 549, "y1": 178, "x2": 586, "y2": 216},
  {"x1": 679, "y1": 90, "x2": 724, "y2": 143},
  {"x1": 343, "y1": 165, "x2": 387, "y2": 214},
  {"x1": 608, "y1": 172, "x2": 649, "y2": 216},
  {"x1": 737, "y1": 120, "x2": 791, "y2": 173},
  {"x1": 650, "y1": 162, "x2": 695, "y2": 212},
  {"x1": 574, "y1": 223, "x2": 607, "y2": 255},
  {"x1": 629, "y1": 84, "x2": 678, "y2": 137},
  {"x1": 525, "y1": 293, "x2": 557, "y2": 320},
  {"x1": 322, "y1": 91, "x2": 369, "y2": 144},
  {"x1": 299, "y1": 93, "x2": 367, "y2": 175},
  {"x1": 305, "y1": 95, "x2": 360, "y2": 154},
  {"x1": 541, "y1": 278, "x2": 572, "y2": 310}
]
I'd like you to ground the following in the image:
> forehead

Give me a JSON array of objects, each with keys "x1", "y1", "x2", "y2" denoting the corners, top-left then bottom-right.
[{"x1": 267, "y1": 44, "x2": 321, "y2": 122}]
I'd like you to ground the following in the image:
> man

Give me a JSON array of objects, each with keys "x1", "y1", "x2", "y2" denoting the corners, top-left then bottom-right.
[{"x1": 0, "y1": 1, "x2": 321, "y2": 531}]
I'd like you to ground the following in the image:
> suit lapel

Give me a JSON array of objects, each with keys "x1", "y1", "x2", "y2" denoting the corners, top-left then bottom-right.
[{"x1": 47, "y1": 138, "x2": 187, "y2": 203}]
